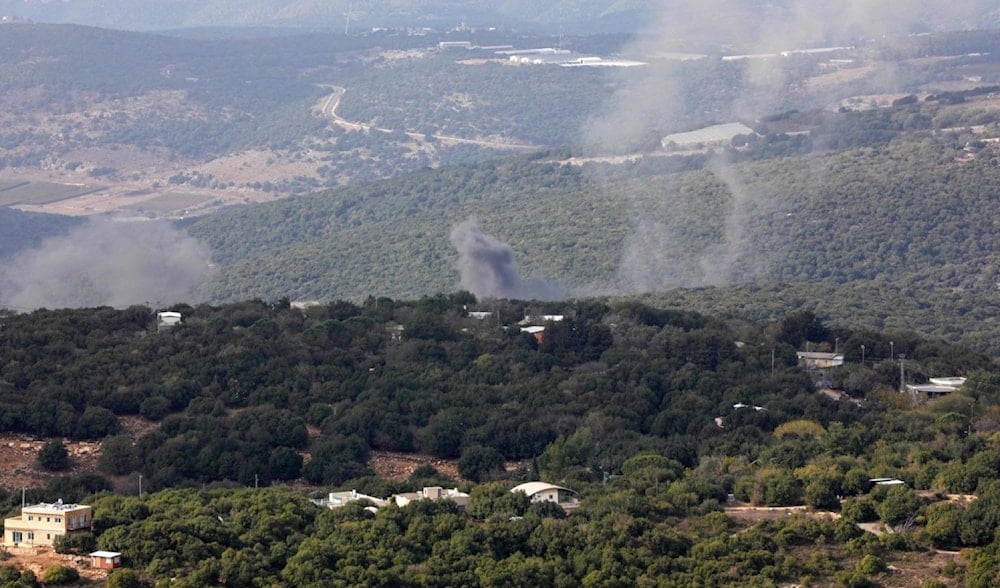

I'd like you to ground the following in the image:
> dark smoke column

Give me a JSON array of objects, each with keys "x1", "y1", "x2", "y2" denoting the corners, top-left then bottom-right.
[
  {"x1": 449, "y1": 219, "x2": 569, "y2": 301},
  {"x1": 449, "y1": 219, "x2": 523, "y2": 299}
]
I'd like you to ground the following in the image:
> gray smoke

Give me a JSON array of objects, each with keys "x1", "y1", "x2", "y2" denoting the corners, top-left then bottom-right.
[
  {"x1": 0, "y1": 218, "x2": 214, "y2": 309},
  {"x1": 699, "y1": 159, "x2": 771, "y2": 286},
  {"x1": 599, "y1": 0, "x2": 984, "y2": 292},
  {"x1": 450, "y1": 219, "x2": 568, "y2": 301}
]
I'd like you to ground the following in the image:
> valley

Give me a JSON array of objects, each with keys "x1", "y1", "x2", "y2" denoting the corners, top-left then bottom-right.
[{"x1": 0, "y1": 13, "x2": 999, "y2": 588}]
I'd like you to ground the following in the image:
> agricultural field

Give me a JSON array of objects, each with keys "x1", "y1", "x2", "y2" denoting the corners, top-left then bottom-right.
[
  {"x1": 0, "y1": 181, "x2": 104, "y2": 207},
  {"x1": 0, "y1": 180, "x2": 29, "y2": 193},
  {"x1": 118, "y1": 192, "x2": 216, "y2": 217}
]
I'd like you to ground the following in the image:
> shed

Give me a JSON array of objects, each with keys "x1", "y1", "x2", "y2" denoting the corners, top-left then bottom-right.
[
  {"x1": 156, "y1": 311, "x2": 182, "y2": 331},
  {"x1": 796, "y1": 352, "x2": 844, "y2": 370},
  {"x1": 89, "y1": 551, "x2": 122, "y2": 569}
]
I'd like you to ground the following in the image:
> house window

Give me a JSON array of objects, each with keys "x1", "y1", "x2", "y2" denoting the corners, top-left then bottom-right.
[
  {"x1": 27, "y1": 532, "x2": 34, "y2": 541},
  {"x1": 46, "y1": 517, "x2": 51, "y2": 522},
  {"x1": 46, "y1": 534, "x2": 51, "y2": 540},
  {"x1": 55, "y1": 517, "x2": 61, "y2": 523},
  {"x1": 27, "y1": 516, "x2": 33, "y2": 521},
  {"x1": 12, "y1": 531, "x2": 22, "y2": 543}
]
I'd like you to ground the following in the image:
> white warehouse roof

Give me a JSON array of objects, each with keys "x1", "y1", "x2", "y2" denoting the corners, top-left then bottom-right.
[
  {"x1": 662, "y1": 122, "x2": 756, "y2": 148},
  {"x1": 511, "y1": 482, "x2": 574, "y2": 497}
]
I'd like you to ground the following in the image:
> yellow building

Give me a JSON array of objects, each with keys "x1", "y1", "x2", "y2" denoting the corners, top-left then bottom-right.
[{"x1": 3, "y1": 501, "x2": 92, "y2": 547}]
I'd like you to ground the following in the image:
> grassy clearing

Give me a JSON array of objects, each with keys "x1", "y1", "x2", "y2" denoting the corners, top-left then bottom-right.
[{"x1": 0, "y1": 182, "x2": 104, "y2": 206}]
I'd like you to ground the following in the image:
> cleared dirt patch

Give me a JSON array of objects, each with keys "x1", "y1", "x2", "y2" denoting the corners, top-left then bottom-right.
[
  {"x1": 0, "y1": 437, "x2": 100, "y2": 491},
  {"x1": 1, "y1": 546, "x2": 107, "y2": 584},
  {"x1": 369, "y1": 451, "x2": 461, "y2": 480}
]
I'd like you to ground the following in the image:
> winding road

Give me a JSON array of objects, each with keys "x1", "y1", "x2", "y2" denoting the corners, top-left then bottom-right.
[{"x1": 317, "y1": 86, "x2": 538, "y2": 151}]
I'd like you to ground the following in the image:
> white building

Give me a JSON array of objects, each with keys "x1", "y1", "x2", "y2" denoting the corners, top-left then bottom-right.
[
  {"x1": 156, "y1": 311, "x2": 182, "y2": 330},
  {"x1": 661, "y1": 122, "x2": 757, "y2": 150},
  {"x1": 392, "y1": 487, "x2": 470, "y2": 511},
  {"x1": 511, "y1": 482, "x2": 580, "y2": 511},
  {"x1": 906, "y1": 376, "x2": 967, "y2": 400},
  {"x1": 796, "y1": 352, "x2": 845, "y2": 370},
  {"x1": 312, "y1": 490, "x2": 387, "y2": 510},
  {"x1": 4, "y1": 501, "x2": 92, "y2": 547}
]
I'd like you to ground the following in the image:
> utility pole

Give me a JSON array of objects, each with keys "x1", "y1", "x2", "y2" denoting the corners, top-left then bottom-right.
[
  {"x1": 254, "y1": 474, "x2": 259, "y2": 490},
  {"x1": 771, "y1": 348, "x2": 775, "y2": 377},
  {"x1": 898, "y1": 354, "x2": 906, "y2": 394},
  {"x1": 138, "y1": 474, "x2": 142, "y2": 498},
  {"x1": 860, "y1": 344, "x2": 865, "y2": 366}
]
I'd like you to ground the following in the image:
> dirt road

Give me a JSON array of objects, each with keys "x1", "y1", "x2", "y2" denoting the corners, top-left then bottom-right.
[{"x1": 316, "y1": 87, "x2": 538, "y2": 151}]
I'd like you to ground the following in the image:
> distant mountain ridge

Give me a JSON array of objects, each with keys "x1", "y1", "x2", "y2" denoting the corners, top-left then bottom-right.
[
  {"x1": 3, "y1": 1, "x2": 997, "y2": 34},
  {"x1": 0, "y1": 1, "x2": 647, "y2": 32}
]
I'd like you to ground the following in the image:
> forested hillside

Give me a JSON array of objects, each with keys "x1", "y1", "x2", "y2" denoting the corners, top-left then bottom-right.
[
  {"x1": 0, "y1": 298, "x2": 998, "y2": 585},
  {"x1": 188, "y1": 131, "x2": 1000, "y2": 354}
]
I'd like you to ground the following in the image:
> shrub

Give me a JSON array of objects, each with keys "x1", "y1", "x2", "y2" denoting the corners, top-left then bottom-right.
[
  {"x1": 457, "y1": 445, "x2": 506, "y2": 482},
  {"x1": 37, "y1": 439, "x2": 69, "y2": 471},
  {"x1": 138, "y1": 397, "x2": 170, "y2": 421},
  {"x1": 856, "y1": 554, "x2": 886, "y2": 575},
  {"x1": 54, "y1": 532, "x2": 96, "y2": 555},
  {"x1": 107, "y1": 569, "x2": 144, "y2": 588},
  {"x1": 41, "y1": 565, "x2": 79, "y2": 585},
  {"x1": 97, "y1": 435, "x2": 139, "y2": 476},
  {"x1": 0, "y1": 566, "x2": 18, "y2": 582}
]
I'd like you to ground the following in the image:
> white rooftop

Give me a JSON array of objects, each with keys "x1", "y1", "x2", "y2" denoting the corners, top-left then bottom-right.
[
  {"x1": 89, "y1": 551, "x2": 122, "y2": 558},
  {"x1": 796, "y1": 352, "x2": 844, "y2": 360},
  {"x1": 24, "y1": 501, "x2": 88, "y2": 512},
  {"x1": 928, "y1": 377, "x2": 966, "y2": 388},
  {"x1": 511, "y1": 482, "x2": 574, "y2": 497},
  {"x1": 662, "y1": 122, "x2": 756, "y2": 147}
]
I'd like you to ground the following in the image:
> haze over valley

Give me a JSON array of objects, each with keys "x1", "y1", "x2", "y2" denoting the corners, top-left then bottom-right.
[{"x1": 0, "y1": 4, "x2": 999, "y2": 586}]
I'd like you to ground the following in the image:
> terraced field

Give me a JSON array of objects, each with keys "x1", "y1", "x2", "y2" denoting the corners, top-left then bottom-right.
[{"x1": 0, "y1": 181, "x2": 104, "y2": 207}]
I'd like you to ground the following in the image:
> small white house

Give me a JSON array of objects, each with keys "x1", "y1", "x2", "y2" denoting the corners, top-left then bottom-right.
[
  {"x1": 156, "y1": 311, "x2": 182, "y2": 330},
  {"x1": 312, "y1": 490, "x2": 387, "y2": 510},
  {"x1": 89, "y1": 551, "x2": 123, "y2": 570},
  {"x1": 511, "y1": 482, "x2": 579, "y2": 511},
  {"x1": 796, "y1": 352, "x2": 844, "y2": 370},
  {"x1": 392, "y1": 487, "x2": 470, "y2": 511}
]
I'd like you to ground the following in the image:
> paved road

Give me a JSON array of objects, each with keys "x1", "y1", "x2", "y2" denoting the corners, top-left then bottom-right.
[{"x1": 317, "y1": 86, "x2": 538, "y2": 151}]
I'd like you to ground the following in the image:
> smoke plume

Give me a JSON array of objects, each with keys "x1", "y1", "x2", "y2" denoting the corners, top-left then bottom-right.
[
  {"x1": 597, "y1": 0, "x2": 983, "y2": 293},
  {"x1": 450, "y1": 219, "x2": 567, "y2": 301},
  {"x1": 0, "y1": 218, "x2": 214, "y2": 310}
]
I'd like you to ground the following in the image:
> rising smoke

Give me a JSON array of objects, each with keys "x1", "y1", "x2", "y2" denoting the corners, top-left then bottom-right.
[
  {"x1": 0, "y1": 218, "x2": 215, "y2": 310},
  {"x1": 596, "y1": 0, "x2": 984, "y2": 293},
  {"x1": 449, "y1": 218, "x2": 568, "y2": 300}
]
